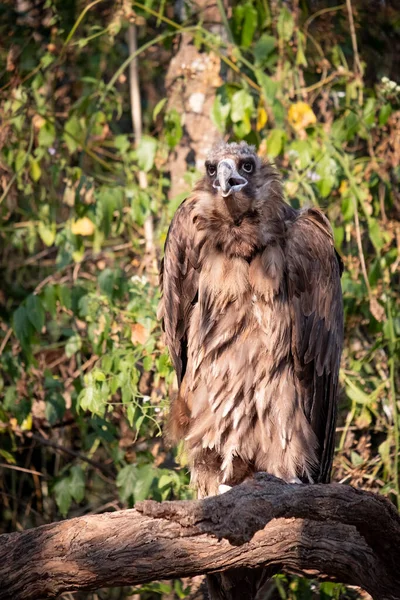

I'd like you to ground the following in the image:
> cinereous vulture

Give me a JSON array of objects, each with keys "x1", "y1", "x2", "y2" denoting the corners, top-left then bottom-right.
[{"x1": 158, "y1": 141, "x2": 343, "y2": 498}]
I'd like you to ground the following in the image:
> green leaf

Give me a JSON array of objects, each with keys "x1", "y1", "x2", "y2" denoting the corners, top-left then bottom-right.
[
  {"x1": 296, "y1": 31, "x2": 307, "y2": 67},
  {"x1": 114, "y1": 134, "x2": 130, "y2": 155},
  {"x1": 0, "y1": 449, "x2": 16, "y2": 464},
  {"x1": 64, "y1": 115, "x2": 84, "y2": 154},
  {"x1": 316, "y1": 156, "x2": 337, "y2": 198},
  {"x1": 96, "y1": 186, "x2": 123, "y2": 237},
  {"x1": 255, "y1": 71, "x2": 278, "y2": 104},
  {"x1": 65, "y1": 334, "x2": 82, "y2": 358},
  {"x1": 153, "y1": 98, "x2": 167, "y2": 120},
  {"x1": 135, "y1": 413, "x2": 145, "y2": 433},
  {"x1": 30, "y1": 158, "x2": 41, "y2": 182},
  {"x1": 79, "y1": 373, "x2": 107, "y2": 416},
  {"x1": 156, "y1": 352, "x2": 171, "y2": 378},
  {"x1": 54, "y1": 478, "x2": 72, "y2": 517},
  {"x1": 341, "y1": 196, "x2": 355, "y2": 222},
  {"x1": 266, "y1": 129, "x2": 285, "y2": 158},
  {"x1": 117, "y1": 464, "x2": 156, "y2": 503},
  {"x1": 133, "y1": 464, "x2": 156, "y2": 502},
  {"x1": 12, "y1": 305, "x2": 32, "y2": 349},
  {"x1": 230, "y1": 89, "x2": 254, "y2": 123},
  {"x1": 211, "y1": 96, "x2": 231, "y2": 133},
  {"x1": 3, "y1": 386, "x2": 17, "y2": 411},
  {"x1": 15, "y1": 148, "x2": 27, "y2": 173},
  {"x1": 289, "y1": 140, "x2": 312, "y2": 169},
  {"x1": 117, "y1": 464, "x2": 138, "y2": 502},
  {"x1": 277, "y1": 6, "x2": 294, "y2": 42},
  {"x1": 164, "y1": 109, "x2": 182, "y2": 148},
  {"x1": 254, "y1": 34, "x2": 276, "y2": 65},
  {"x1": 379, "y1": 103, "x2": 392, "y2": 126},
  {"x1": 69, "y1": 466, "x2": 85, "y2": 503},
  {"x1": 363, "y1": 97, "x2": 376, "y2": 126},
  {"x1": 241, "y1": 4, "x2": 258, "y2": 48},
  {"x1": 345, "y1": 380, "x2": 372, "y2": 405},
  {"x1": 379, "y1": 438, "x2": 391, "y2": 469},
  {"x1": 142, "y1": 355, "x2": 153, "y2": 372},
  {"x1": 26, "y1": 294, "x2": 45, "y2": 332},
  {"x1": 45, "y1": 391, "x2": 66, "y2": 425},
  {"x1": 368, "y1": 218, "x2": 384, "y2": 252},
  {"x1": 57, "y1": 285, "x2": 72, "y2": 310},
  {"x1": 38, "y1": 122, "x2": 55, "y2": 148},
  {"x1": 344, "y1": 111, "x2": 359, "y2": 141},
  {"x1": 127, "y1": 403, "x2": 136, "y2": 427},
  {"x1": 137, "y1": 136, "x2": 157, "y2": 172},
  {"x1": 38, "y1": 221, "x2": 56, "y2": 246},
  {"x1": 42, "y1": 285, "x2": 57, "y2": 317}
]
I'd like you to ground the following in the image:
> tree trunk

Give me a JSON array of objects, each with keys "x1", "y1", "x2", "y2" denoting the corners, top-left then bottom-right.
[
  {"x1": 0, "y1": 475, "x2": 399, "y2": 600},
  {"x1": 165, "y1": 1, "x2": 228, "y2": 199}
]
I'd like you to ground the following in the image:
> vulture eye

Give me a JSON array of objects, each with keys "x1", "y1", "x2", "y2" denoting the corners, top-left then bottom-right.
[
  {"x1": 242, "y1": 162, "x2": 254, "y2": 174},
  {"x1": 207, "y1": 164, "x2": 216, "y2": 177}
]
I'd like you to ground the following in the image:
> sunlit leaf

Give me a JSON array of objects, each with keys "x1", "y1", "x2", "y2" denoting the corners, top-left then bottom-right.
[
  {"x1": 30, "y1": 158, "x2": 41, "y2": 182},
  {"x1": 266, "y1": 129, "x2": 285, "y2": 158},
  {"x1": 65, "y1": 334, "x2": 82, "y2": 358},
  {"x1": 137, "y1": 136, "x2": 157, "y2": 172},
  {"x1": 211, "y1": 96, "x2": 230, "y2": 133},
  {"x1": 288, "y1": 102, "x2": 317, "y2": 130},
  {"x1": 153, "y1": 98, "x2": 167, "y2": 120},
  {"x1": 71, "y1": 217, "x2": 95, "y2": 236},
  {"x1": 256, "y1": 106, "x2": 268, "y2": 131},
  {"x1": 277, "y1": 6, "x2": 294, "y2": 41},
  {"x1": 241, "y1": 3, "x2": 258, "y2": 47}
]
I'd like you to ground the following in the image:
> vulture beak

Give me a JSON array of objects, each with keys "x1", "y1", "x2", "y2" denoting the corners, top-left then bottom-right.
[{"x1": 213, "y1": 159, "x2": 248, "y2": 197}]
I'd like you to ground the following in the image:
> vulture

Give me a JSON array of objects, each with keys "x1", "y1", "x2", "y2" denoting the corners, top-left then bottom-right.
[{"x1": 158, "y1": 141, "x2": 343, "y2": 498}]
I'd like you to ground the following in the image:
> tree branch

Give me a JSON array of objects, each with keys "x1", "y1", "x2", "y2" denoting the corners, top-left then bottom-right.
[{"x1": 0, "y1": 475, "x2": 399, "y2": 600}]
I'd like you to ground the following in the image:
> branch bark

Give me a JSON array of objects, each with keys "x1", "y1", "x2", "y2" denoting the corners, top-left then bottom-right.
[{"x1": 0, "y1": 475, "x2": 399, "y2": 600}]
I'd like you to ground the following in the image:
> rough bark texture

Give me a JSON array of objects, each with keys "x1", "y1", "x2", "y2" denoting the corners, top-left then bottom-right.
[
  {"x1": 0, "y1": 475, "x2": 399, "y2": 600},
  {"x1": 165, "y1": 1, "x2": 227, "y2": 199}
]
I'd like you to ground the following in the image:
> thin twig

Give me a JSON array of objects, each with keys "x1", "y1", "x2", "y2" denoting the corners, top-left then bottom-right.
[
  {"x1": 0, "y1": 464, "x2": 44, "y2": 477},
  {"x1": 0, "y1": 327, "x2": 12, "y2": 356},
  {"x1": 345, "y1": 0, "x2": 363, "y2": 104},
  {"x1": 127, "y1": 23, "x2": 158, "y2": 281},
  {"x1": 353, "y1": 198, "x2": 372, "y2": 296},
  {"x1": 25, "y1": 432, "x2": 114, "y2": 479}
]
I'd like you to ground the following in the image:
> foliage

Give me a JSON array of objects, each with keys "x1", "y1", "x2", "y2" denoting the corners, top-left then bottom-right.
[{"x1": 0, "y1": 1, "x2": 399, "y2": 598}]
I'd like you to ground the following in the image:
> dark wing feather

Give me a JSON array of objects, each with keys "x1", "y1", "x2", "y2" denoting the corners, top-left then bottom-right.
[
  {"x1": 287, "y1": 208, "x2": 343, "y2": 483},
  {"x1": 158, "y1": 197, "x2": 203, "y2": 385}
]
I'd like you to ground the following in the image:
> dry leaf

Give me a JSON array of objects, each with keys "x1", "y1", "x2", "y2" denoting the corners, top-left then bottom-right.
[
  {"x1": 130, "y1": 323, "x2": 148, "y2": 345},
  {"x1": 369, "y1": 297, "x2": 385, "y2": 322}
]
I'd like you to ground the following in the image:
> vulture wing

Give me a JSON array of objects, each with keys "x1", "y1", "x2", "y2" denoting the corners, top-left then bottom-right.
[
  {"x1": 158, "y1": 197, "x2": 202, "y2": 386},
  {"x1": 286, "y1": 208, "x2": 343, "y2": 483}
]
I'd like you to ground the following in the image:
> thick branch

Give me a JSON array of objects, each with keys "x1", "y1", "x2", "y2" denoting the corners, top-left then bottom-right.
[{"x1": 0, "y1": 475, "x2": 399, "y2": 600}]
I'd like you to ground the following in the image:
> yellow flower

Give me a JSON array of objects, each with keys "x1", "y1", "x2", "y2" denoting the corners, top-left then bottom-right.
[
  {"x1": 288, "y1": 102, "x2": 316, "y2": 130},
  {"x1": 71, "y1": 217, "x2": 95, "y2": 236}
]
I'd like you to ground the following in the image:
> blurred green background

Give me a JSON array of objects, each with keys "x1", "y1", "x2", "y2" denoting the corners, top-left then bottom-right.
[{"x1": 0, "y1": 1, "x2": 399, "y2": 598}]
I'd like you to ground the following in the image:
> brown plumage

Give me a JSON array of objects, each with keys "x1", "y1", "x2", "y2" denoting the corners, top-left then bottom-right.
[{"x1": 158, "y1": 141, "x2": 343, "y2": 498}]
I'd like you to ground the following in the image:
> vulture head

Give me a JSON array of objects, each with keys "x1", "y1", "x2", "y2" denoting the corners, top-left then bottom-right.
[
  {"x1": 205, "y1": 142, "x2": 260, "y2": 198},
  {"x1": 199, "y1": 142, "x2": 283, "y2": 228}
]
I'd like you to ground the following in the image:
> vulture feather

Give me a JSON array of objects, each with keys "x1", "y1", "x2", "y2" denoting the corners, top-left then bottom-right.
[{"x1": 158, "y1": 141, "x2": 344, "y2": 498}]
